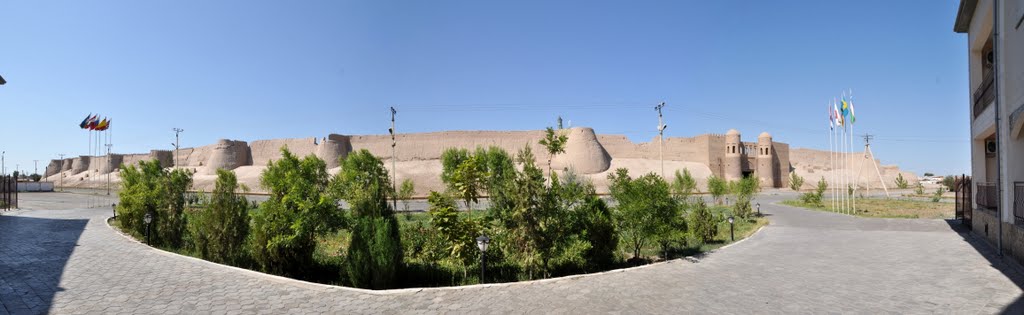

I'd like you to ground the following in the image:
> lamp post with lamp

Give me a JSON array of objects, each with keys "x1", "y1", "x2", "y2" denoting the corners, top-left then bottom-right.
[
  {"x1": 144, "y1": 212, "x2": 153, "y2": 245},
  {"x1": 476, "y1": 234, "x2": 490, "y2": 283},
  {"x1": 727, "y1": 216, "x2": 735, "y2": 241}
]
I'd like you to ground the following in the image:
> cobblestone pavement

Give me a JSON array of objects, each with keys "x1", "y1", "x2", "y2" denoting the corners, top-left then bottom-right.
[{"x1": 2, "y1": 192, "x2": 1023, "y2": 314}]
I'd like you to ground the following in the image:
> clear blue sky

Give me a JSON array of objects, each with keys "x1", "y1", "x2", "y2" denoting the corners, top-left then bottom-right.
[{"x1": 0, "y1": 1, "x2": 969, "y2": 176}]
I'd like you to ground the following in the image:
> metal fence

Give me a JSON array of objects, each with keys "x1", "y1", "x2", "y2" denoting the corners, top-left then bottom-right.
[
  {"x1": 1, "y1": 176, "x2": 17, "y2": 210},
  {"x1": 976, "y1": 182, "x2": 998, "y2": 210},
  {"x1": 1015, "y1": 182, "x2": 1024, "y2": 225},
  {"x1": 955, "y1": 174, "x2": 972, "y2": 228}
]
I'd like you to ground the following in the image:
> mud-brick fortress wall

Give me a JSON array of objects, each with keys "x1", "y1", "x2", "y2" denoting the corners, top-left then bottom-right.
[{"x1": 43, "y1": 127, "x2": 796, "y2": 189}]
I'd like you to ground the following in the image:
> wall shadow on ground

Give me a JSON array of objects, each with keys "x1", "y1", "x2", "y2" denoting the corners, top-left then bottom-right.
[
  {"x1": 0, "y1": 215, "x2": 87, "y2": 314},
  {"x1": 944, "y1": 219, "x2": 1024, "y2": 314}
]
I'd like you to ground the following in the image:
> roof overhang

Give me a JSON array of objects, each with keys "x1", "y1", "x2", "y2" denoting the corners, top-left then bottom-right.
[{"x1": 954, "y1": 0, "x2": 978, "y2": 33}]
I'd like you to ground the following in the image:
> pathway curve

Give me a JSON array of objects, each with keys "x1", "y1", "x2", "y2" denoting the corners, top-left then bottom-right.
[{"x1": 1, "y1": 192, "x2": 1023, "y2": 314}]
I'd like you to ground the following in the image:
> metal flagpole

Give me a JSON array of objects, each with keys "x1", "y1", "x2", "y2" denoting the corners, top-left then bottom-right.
[
  {"x1": 830, "y1": 100, "x2": 836, "y2": 212},
  {"x1": 842, "y1": 107, "x2": 848, "y2": 214},
  {"x1": 850, "y1": 89, "x2": 856, "y2": 213}
]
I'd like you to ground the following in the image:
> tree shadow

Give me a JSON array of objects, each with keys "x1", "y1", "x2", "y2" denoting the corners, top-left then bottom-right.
[
  {"x1": 0, "y1": 215, "x2": 87, "y2": 314},
  {"x1": 944, "y1": 219, "x2": 1024, "y2": 314}
]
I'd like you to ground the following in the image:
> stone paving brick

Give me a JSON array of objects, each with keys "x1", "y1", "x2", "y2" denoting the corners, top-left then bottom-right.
[{"x1": 2, "y1": 192, "x2": 1024, "y2": 313}]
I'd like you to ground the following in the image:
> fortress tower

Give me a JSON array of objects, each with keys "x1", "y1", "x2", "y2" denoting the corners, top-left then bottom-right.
[
  {"x1": 757, "y1": 132, "x2": 775, "y2": 187},
  {"x1": 724, "y1": 129, "x2": 743, "y2": 181}
]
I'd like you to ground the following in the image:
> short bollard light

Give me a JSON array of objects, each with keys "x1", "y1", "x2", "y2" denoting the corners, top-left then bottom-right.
[
  {"x1": 476, "y1": 234, "x2": 490, "y2": 283},
  {"x1": 756, "y1": 202, "x2": 761, "y2": 216},
  {"x1": 143, "y1": 212, "x2": 153, "y2": 245},
  {"x1": 727, "y1": 216, "x2": 735, "y2": 241},
  {"x1": 112, "y1": 203, "x2": 117, "y2": 218}
]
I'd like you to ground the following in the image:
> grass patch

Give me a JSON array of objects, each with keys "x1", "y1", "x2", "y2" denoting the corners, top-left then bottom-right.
[{"x1": 781, "y1": 198, "x2": 953, "y2": 219}]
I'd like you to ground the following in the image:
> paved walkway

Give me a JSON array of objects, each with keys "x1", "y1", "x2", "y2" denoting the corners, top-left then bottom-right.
[{"x1": 2, "y1": 192, "x2": 1023, "y2": 314}]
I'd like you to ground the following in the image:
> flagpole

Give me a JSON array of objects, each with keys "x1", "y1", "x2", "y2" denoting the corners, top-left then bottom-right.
[
  {"x1": 842, "y1": 109, "x2": 848, "y2": 214},
  {"x1": 850, "y1": 88, "x2": 857, "y2": 214},
  {"x1": 828, "y1": 107, "x2": 834, "y2": 212},
  {"x1": 830, "y1": 101, "x2": 837, "y2": 212}
]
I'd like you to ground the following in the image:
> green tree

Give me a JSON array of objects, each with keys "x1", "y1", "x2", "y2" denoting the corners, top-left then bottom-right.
[
  {"x1": 188, "y1": 169, "x2": 250, "y2": 265},
  {"x1": 117, "y1": 160, "x2": 193, "y2": 248},
  {"x1": 425, "y1": 191, "x2": 481, "y2": 278},
  {"x1": 914, "y1": 182, "x2": 925, "y2": 195},
  {"x1": 706, "y1": 175, "x2": 728, "y2": 205},
  {"x1": 924, "y1": 172, "x2": 934, "y2": 177},
  {"x1": 789, "y1": 172, "x2": 805, "y2": 191},
  {"x1": 894, "y1": 173, "x2": 909, "y2": 189},
  {"x1": 248, "y1": 148, "x2": 339, "y2": 278},
  {"x1": 687, "y1": 199, "x2": 717, "y2": 244},
  {"x1": 331, "y1": 149, "x2": 402, "y2": 289},
  {"x1": 608, "y1": 169, "x2": 679, "y2": 262},
  {"x1": 538, "y1": 126, "x2": 568, "y2": 176},
  {"x1": 942, "y1": 175, "x2": 957, "y2": 192},
  {"x1": 440, "y1": 148, "x2": 471, "y2": 188},
  {"x1": 731, "y1": 176, "x2": 759, "y2": 219},
  {"x1": 671, "y1": 169, "x2": 698, "y2": 200},
  {"x1": 397, "y1": 178, "x2": 416, "y2": 212},
  {"x1": 451, "y1": 155, "x2": 485, "y2": 212}
]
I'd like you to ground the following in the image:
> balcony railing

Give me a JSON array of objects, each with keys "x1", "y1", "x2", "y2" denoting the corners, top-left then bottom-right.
[
  {"x1": 1016, "y1": 182, "x2": 1024, "y2": 224},
  {"x1": 973, "y1": 73, "x2": 995, "y2": 118},
  {"x1": 977, "y1": 182, "x2": 998, "y2": 210}
]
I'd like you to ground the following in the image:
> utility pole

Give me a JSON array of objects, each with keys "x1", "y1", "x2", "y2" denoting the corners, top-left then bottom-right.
[
  {"x1": 58, "y1": 154, "x2": 65, "y2": 191},
  {"x1": 105, "y1": 143, "x2": 112, "y2": 195},
  {"x1": 655, "y1": 102, "x2": 667, "y2": 178},
  {"x1": 172, "y1": 128, "x2": 184, "y2": 168},
  {"x1": 388, "y1": 107, "x2": 397, "y2": 212},
  {"x1": 33, "y1": 160, "x2": 38, "y2": 177},
  {"x1": 863, "y1": 134, "x2": 890, "y2": 198},
  {"x1": 2, "y1": 151, "x2": 5, "y2": 176}
]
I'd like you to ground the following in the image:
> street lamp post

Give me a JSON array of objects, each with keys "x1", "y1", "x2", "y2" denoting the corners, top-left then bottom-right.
[
  {"x1": 172, "y1": 128, "x2": 184, "y2": 168},
  {"x1": 58, "y1": 154, "x2": 65, "y2": 191},
  {"x1": 144, "y1": 212, "x2": 153, "y2": 245},
  {"x1": 476, "y1": 234, "x2": 490, "y2": 283},
  {"x1": 727, "y1": 216, "x2": 735, "y2": 241}
]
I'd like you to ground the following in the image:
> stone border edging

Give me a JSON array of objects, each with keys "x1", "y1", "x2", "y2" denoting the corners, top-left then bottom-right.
[{"x1": 105, "y1": 216, "x2": 767, "y2": 295}]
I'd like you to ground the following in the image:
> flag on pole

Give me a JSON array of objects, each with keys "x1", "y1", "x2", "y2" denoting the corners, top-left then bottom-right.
[
  {"x1": 834, "y1": 101, "x2": 843, "y2": 127},
  {"x1": 843, "y1": 101, "x2": 851, "y2": 124},
  {"x1": 828, "y1": 102, "x2": 835, "y2": 130},
  {"x1": 79, "y1": 114, "x2": 92, "y2": 129},
  {"x1": 95, "y1": 118, "x2": 109, "y2": 131},
  {"x1": 88, "y1": 117, "x2": 101, "y2": 130},
  {"x1": 841, "y1": 97, "x2": 850, "y2": 117}
]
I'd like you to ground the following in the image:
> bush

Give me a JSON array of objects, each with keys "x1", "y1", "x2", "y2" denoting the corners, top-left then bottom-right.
[
  {"x1": 426, "y1": 192, "x2": 481, "y2": 267},
  {"x1": 117, "y1": 160, "x2": 193, "y2": 248},
  {"x1": 188, "y1": 169, "x2": 250, "y2": 265},
  {"x1": 248, "y1": 148, "x2": 340, "y2": 278},
  {"x1": 914, "y1": 182, "x2": 925, "y2": 195},
  {"x1": 932, "y1": 186, "x2": 946, "y2": 203},
  {"x1": 687, "y1": 199, "x2": 717, "y2": 244},
  {"x1": 895, "y1": 173, "x2": 909, "y2": 189},
  {"x1": 789, "y1": 172, "x2": 804, "y2": 191},
  {"x1": 800, "y1": 177, "x2": 828, "y2": 206},
  {"x1": 332, "y1": 149, "x2": 403, "y2": 289}
]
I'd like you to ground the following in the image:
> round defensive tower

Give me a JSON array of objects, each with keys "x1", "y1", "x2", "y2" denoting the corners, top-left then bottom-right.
[
  {"x1": 99, "y1": 154, "x2": 124, "y2": 174},
  {"x1": 316, "y1": 136, "x2": 349, "y2": 168},
  {"x1": 203, "y1": 139, "x2": 251, "y2": 174},
  {"x1": 551, "y1": 127, "x2": 612, "y2": 174},
  {"x1": 60, "y1": 158, "x2": 74, "y2": 173},
  {"x1": 70, "y1": 156, "x2": 91, "y2": 175},
  {"x1": 724, "y1": 129, "x2": 742, "y2": 181},
  {"x1": 150, "y1": 150, "x2": 174, "y2": 168},
  {"x1": 757, "y1": 132, "x2": 775, "y2": 187}
]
